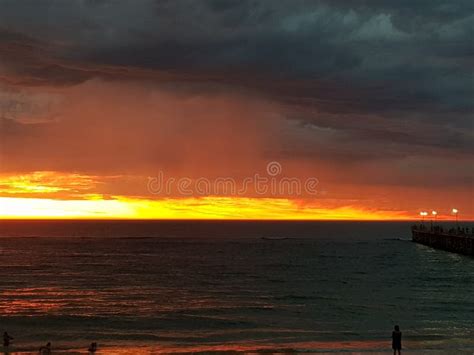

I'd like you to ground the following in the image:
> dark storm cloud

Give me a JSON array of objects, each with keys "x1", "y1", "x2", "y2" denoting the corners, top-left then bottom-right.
[
  {"x1": 0, "y1": 0, "x2": 472, "y2": 165},
  {"x1": 1, "y1": 0, "x2": 471, "y2": 107}
]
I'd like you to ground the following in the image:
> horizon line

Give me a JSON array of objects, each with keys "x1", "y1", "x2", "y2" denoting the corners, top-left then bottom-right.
[{"x1": 1, "y1": 218, "x2": 472, "y2": 222}]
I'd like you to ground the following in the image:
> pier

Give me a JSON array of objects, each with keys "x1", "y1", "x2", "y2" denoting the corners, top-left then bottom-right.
[{"x1": 412, "y1": 225, "x2": 474, "y2": 256}]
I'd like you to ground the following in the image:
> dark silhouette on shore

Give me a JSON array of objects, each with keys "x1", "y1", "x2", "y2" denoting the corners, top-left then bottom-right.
[
  {"x1": 392, "y1": 325, "x2": 402, "y2": 355},
  {"x1": 3, "y1": 332, "x2": 13, "y2": 348},
  {"x1": 39, "y1": 342, "x2": 51, "y2": 354},
  {"x1": 88, "y1": 342, "x2": 97, "y2": 353}
]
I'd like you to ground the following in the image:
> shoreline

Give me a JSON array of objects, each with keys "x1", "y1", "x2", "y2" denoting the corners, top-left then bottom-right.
[{"x1": 2, "y1": 339, "x2": 474, "y2": 354}]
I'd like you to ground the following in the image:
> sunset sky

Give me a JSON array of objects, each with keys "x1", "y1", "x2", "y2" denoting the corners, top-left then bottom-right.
[{"x1": 0, "y1": 0, "x2": 472, "y2": 219}]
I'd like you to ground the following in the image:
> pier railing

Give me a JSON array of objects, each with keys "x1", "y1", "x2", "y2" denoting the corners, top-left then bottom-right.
[
  {"x1": 411, "y1": 224, "x2": 473, "y2": 238},
  {"x1": 411, "y1": 224, "x2": 474, "y2": 256}
]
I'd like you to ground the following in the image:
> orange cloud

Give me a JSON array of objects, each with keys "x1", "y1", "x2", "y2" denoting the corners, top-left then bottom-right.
[{"x1": 0, "y1": 171, "x2": 98, "y2": 196}]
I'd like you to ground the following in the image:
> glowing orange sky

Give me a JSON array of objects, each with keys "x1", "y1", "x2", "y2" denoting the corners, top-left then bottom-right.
[
  {"x1": 0, "y1": 2, "x2": 472, "y2": 221},
  {"x1": 0, "y1": 196, "x2": 409, "y2": 220},
  {"x1": 0, "y1": 172, "x2": 469, "y2": 220},
  {"x1": 0, "y1": 59, "x2": 471, "y2": 222}
]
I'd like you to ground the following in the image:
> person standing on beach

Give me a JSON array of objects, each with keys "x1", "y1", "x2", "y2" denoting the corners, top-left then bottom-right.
[
  {"x1": 392, "y1": 325, "x2": 402, "y2": 355},
  {"x1": 3, "y1": 332, "x2": 13, "y2": 348},
  {"x1": 88, "y1": 342, "x2": 98, "y2": 353},
  {"x1": 39, "y1": 342, "x2": 51, "y2": 354}
]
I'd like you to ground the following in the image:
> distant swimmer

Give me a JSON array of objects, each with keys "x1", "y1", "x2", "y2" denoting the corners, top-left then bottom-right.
[
  {"x1": 88, "y1": 342, "x2": 97, "y2": 353},
  {"x1": 39, "y1": 342, "x2": 51, "y2": 354},
  {"x1": 3, "y1": 332, "x2": 13, "y2": 347},
  {"x1": 392, "y1": 325, "x2": 402, "y2": 355}
]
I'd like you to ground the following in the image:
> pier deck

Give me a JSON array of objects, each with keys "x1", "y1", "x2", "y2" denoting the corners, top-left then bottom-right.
[{"x1": 412, "y1": 226, "x2": 474, "y2": 256}]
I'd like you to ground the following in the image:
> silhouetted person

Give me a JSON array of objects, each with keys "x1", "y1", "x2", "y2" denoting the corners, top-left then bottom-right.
[
  {"x1": 88, "y1": 342, "x2": 97, "y2": 353},
  {"x1": 39, "y1": 342, "x2": 51, "y2": 354},
  {"x1": 3, "y1": 332, "x2": 13, "y2": 347},
  {"x1": 392, "y1": 325, "x2": 402, "y2": 355}
]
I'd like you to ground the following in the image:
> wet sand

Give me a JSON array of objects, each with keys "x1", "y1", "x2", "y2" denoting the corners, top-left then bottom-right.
[{"x1": 2, "y1": 339, "x2": 474, "y2": 354}]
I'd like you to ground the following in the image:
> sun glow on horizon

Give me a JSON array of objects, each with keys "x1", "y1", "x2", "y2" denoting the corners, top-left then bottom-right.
[{"x1": 0, "y1": 195, "x2": 412, "y2": 220}]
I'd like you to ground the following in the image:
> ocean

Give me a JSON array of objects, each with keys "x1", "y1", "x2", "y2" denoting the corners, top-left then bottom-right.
[{"x1": 0, "y1": 221, "x2": 472, "y2": 354}]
